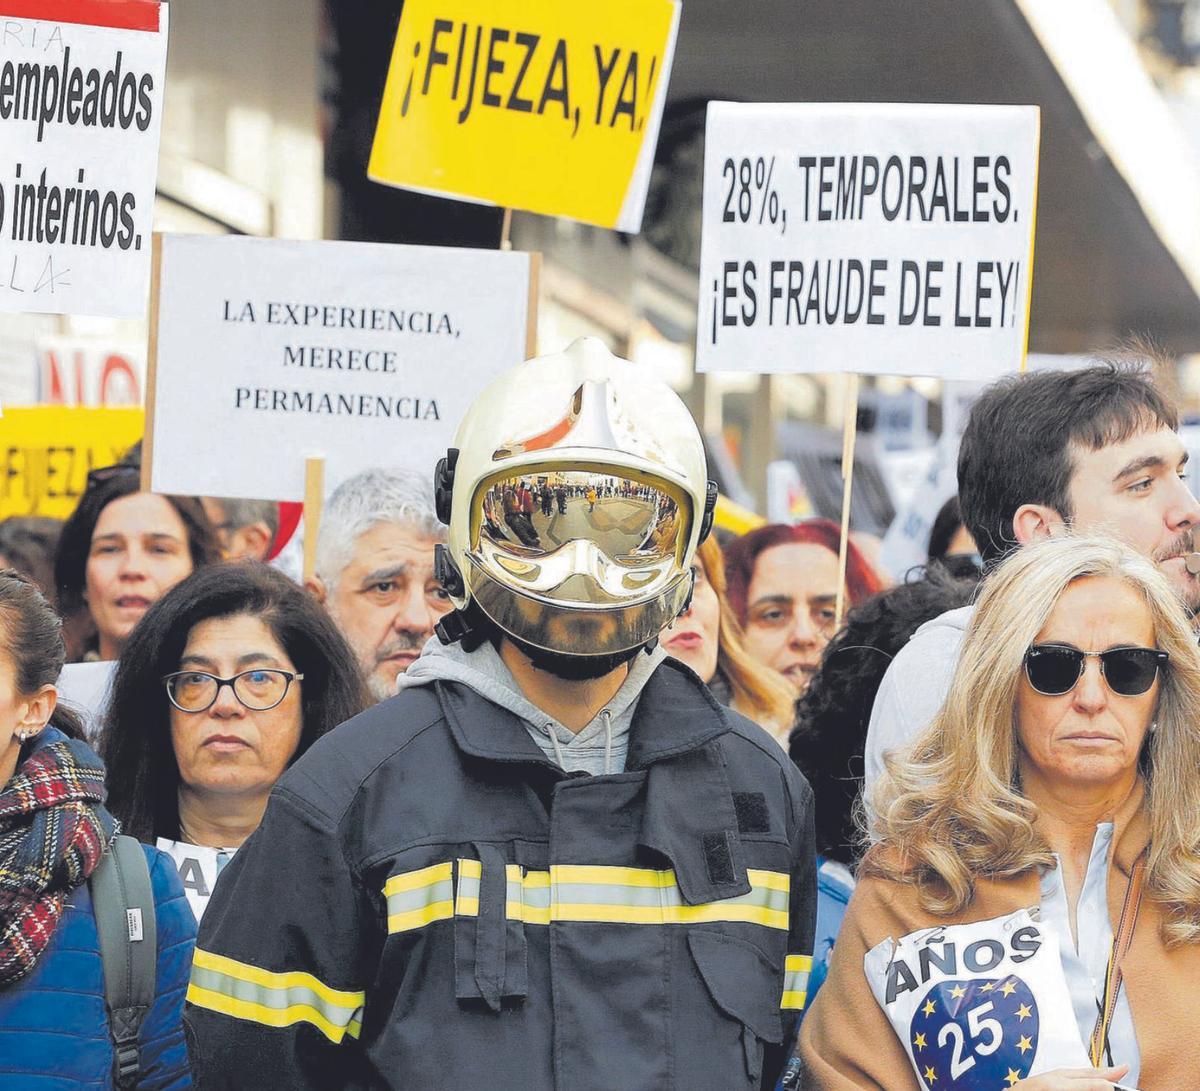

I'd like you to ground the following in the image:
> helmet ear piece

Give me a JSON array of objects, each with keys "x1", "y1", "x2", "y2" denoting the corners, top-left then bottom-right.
[
  {"x1": 434, "y1": 448, "x2": 459, "y2": 526},
  {"x1": 433, "y1": 544, "x2": 464, "y2": 599},
  {"x1": 677, "y1": 568, "x2": 696, "y2": 617},
  {"x1": 697, "y1": 481, "x2": 719, "y2": 544}
]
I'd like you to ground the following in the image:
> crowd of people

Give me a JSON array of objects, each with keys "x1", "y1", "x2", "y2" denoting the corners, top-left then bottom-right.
[{"x1": 2, "y1": 336, "x2": 1199, "y2": 1088}]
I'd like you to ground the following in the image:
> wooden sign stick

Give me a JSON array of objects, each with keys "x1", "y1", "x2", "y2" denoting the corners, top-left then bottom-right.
[
  {"x1": 834, "y1": 372, "x2": 860, "y2": 626},
  {"x1": 500, "y1": 207, "x2": 514, "y2": 251},
  {"x1": 140, "y1": 233, "x2": 163, "y2": 492},
  {"x1": 302, "y1": 456, "x2": 326, "y2": 582}
]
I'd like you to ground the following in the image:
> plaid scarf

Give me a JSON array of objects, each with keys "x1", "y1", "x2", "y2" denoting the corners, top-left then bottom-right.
[{"x1": 0, "y1": 728, "x2": 115, "y2": 987}]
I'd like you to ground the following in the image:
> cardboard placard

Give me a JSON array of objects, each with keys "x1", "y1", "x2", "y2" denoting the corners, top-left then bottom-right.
[
  {"x1": 145, "y1": 233, "x2": 539, "y2": 502},
  {"x1": 696, "y1": 103, "x2": 1040, "y2": 379},
  {"x1": 0, "y1": 404, "x2": 142, "y2": 518},
  {"x1": 0, "y1": 0, "x2": 168, "y2": 317},
  {"x1": 368, "y1": 0, "x2": 679, "y2": 232}
]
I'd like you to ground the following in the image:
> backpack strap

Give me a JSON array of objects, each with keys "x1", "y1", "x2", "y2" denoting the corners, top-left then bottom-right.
[{"x1": 91, "y1": 834, "x2": 158, "y2": 1090}]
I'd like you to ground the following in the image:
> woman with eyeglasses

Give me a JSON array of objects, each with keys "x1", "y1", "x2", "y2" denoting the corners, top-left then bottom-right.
[
  {"x1": 799, "y1": 536, "x2": 1200, "y2": 1090},
  {"x1": 54, "y1": 463, "x2": 220, "y2": 663},
  {"x1": 100, "y1": 563, "x2": 368, "y2": 920}
]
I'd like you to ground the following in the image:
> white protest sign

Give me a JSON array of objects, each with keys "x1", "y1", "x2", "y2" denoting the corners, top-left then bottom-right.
[
  {"x1": 146, "y1": 234, "x2": 537, "y2": 501},
  {"x1": 0, "y1": 0, "x2": 168, "y2": 317},
  {"x1": 696, "y1": 103, "x2": 1040, "y2": 379}
]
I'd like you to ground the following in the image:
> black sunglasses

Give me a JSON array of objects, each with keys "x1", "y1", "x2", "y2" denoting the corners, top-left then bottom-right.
[{"x1": 1024, "y1": 644, "x2": 1169, "y2": 698}]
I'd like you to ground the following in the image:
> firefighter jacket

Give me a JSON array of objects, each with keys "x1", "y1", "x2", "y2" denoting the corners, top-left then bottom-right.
[{"x1": 184, "y1": 660, "x2": 817, "y2": 1090}]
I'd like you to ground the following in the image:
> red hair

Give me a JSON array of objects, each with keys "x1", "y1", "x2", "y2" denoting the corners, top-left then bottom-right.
[{"x1": 722, "y1": 518, "x2": 884, "y2": 624}]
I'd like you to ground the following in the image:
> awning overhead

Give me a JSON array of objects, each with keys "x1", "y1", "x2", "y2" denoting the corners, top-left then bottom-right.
[{"x1": 667, "y1": 0, "x2": 1200, "y2": 353}]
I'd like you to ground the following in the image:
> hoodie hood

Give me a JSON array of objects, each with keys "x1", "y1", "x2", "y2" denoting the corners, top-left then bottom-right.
[
  {"x1": 909, "y1": 603, "x2": 973, "y2": 639},
  {"x1": 397, "y1": 636, "x2": 666, "y2": 775}
]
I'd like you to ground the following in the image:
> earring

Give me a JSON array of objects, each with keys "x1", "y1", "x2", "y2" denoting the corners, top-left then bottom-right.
[{"x1": 1150, "y1": 721, "x2": 1159, "y2": 734}]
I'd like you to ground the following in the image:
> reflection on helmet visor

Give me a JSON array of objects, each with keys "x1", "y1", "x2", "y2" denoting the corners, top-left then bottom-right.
[{"x1": 475, "y1": 471, "x2": 684, "y2": 564}]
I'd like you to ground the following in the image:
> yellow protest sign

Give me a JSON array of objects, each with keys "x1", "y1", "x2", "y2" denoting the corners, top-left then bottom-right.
[
  {"x1": 0, "y1": 407, "x2": 144, "y2": 519},
  {"x1": 368, "y1": 0, "x2": 680, "y2": 232}
]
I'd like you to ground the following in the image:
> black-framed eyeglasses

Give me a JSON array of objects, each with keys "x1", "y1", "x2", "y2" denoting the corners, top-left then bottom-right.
[
  {"x1": 1023, "y1": 644, "x2": 1168, "y2": 698},
  {"x1": 162, "y1": 669, "x2": 304, "y2": 712}
]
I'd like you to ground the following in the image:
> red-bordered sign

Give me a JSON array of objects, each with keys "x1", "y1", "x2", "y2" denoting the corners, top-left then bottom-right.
[{"x1": 0, "y1": 0, "x2": 160, "y2": 32}]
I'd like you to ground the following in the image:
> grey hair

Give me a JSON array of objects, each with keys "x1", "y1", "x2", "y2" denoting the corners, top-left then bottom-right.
[
  {"x1": 218, "y1": 498, "x2": 280, "y2": 537},
  {"x1": 315, "y1": 468, "x2": 444, "y2": 584}
]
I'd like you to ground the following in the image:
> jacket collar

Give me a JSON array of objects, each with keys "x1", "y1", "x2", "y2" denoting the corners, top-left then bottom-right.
[
  {"x1": 434, "y1": 658, "x2": 732, "y2": 770},
  {"x1": 435, "y1": 679, "x2": 560, "y2": 768},
  {"x1": 624, "y1": 659, "x2": 733, "y2": 770}
]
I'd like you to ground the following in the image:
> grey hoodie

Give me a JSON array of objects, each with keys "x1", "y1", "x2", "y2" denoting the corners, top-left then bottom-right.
[
  {"x1": 862, "y1": 603, "x2": 974, "y2": 795},
  {"x1": 396, "y1": 637, "x2": 666, "y2": 775}
]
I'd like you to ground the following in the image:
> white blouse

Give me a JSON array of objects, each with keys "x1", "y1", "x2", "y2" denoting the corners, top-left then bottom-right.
[{"x1": 1039, "y1": 822, "x2": 1140, "y2": 1086}]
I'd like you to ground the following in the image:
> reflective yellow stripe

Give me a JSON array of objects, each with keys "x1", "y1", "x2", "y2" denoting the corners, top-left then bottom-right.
[
  {"x1": 383, "y1": 861, "x2": 452, "y2": 895},
  {"x1": 187, "y1": 950, "x2": 364, "y2": 1044},
  {"x1": 383, "y1": 862, "x2": 455, "y2": 934},
  {"x1": 379, "y1": 859, "x2": 792, "y2": 935},
  {"x1": 187, "y1": 984, "x2": 361, "y2": 1043},
  {"x1": 461, "y1": 860, "x2": 791, "y2": 930},
  {"x1": 545, "y1": 902, "x2": 788, "y2": 927},
  {"x1": 781, "y1": 953, "x2": 812, "y2": 1010},
  {"x1": 192, "y1": 949, "x2": 364, "y2": 1009},
  {"x1": 553, "y1": 864, "x2": 678, "y2": 888},
  {"x1": 387, "y1": 901, "x2": 455, "y2": 933}
]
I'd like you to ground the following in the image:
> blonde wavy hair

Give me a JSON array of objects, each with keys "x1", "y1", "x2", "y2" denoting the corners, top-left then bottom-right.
[
  {"x1": 866, "y1": 534, "x2": 1200, "y2": 946},
  {"x1": 696, "y1": 536, "x2": 795, "y2": 738}
]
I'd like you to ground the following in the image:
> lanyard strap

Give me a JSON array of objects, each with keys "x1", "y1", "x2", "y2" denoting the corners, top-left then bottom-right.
[{"x1": 1088, "y1": 847, "x2": 1148, "y2": 1067}]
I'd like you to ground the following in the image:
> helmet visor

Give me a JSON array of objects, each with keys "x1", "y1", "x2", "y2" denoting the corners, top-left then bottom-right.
[{"x1": 470, "y1": 469, "x2": 689, "y2": 605}]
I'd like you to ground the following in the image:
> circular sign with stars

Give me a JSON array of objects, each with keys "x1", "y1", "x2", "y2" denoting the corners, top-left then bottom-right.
[{"x1": 909, "y1": 975, "x2": 1039, "y2": 1089}]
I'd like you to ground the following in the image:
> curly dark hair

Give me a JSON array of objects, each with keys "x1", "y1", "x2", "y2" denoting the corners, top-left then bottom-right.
[{"x1": 788, "y1": 565, "x2": 977, "y2": 865}]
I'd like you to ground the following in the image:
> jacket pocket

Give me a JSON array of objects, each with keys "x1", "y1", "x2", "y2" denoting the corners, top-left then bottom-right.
[
  {"x1": 453, "y1": 846, "x2": 528, "y2": 1011},
  {"x1": 688, "y1": 929, "x2": 783, "y2": 1082}
]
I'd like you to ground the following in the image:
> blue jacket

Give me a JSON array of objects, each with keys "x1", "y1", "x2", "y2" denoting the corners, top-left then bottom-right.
[
  {"x1": 0, "y1": 843, "x2": 196, "y2": 1089},
  {"x1": 777, "y1": 856, "x2": 856, "y2": 1090},
  {"x1": 810, "y1": 856, "x2": 855, "y2": 1002}
]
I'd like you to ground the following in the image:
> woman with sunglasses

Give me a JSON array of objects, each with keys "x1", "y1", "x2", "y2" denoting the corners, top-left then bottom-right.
[
  {"x1": 100, "y1": 563, "x2": 368, "y2": 920},
  {"x1": 55, "y1": 462, "x2": 220, "y2": 663},
  {"x1": 799, "y1": 536, "x2": 1200, "y2": 1090}
]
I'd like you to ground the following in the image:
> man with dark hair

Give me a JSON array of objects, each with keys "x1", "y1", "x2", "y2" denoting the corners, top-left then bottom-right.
[{"x1": 864, "y1": 359, "x2": 1200, "y2": 794}]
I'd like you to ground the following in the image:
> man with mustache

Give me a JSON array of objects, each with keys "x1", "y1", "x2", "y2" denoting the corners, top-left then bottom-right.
[
  {"x1": 864, "y1": 353, "x2": 1200, "y2": 795},
  {"x1": 306, "y1": 469, "x2": 452, "y2": 703}
]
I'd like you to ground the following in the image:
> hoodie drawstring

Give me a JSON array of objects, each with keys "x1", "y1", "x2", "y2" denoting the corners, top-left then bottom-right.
[
  {"x1": 602, "y1": 709, "x2": 613, "y2": 776},
  {"x1": 546, "y1": 722, "x2": 568, "y2": 770}
]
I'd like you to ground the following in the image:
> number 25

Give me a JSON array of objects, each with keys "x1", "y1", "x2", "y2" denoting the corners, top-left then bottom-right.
[{"x1": 936, "y1": 1001, "x2": 1003, "y2": 1079}]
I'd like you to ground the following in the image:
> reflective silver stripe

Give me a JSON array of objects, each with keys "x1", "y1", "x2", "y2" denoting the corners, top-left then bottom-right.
[
  {"x1": 456, "y1": 859, "x2": 790, "y2": 929},
  {"x1": 187, "y1": 949, "x2": 364, "y2": 1043},
  {"x1": 383, "y1": 862, "x2": 455, "y2": 933},
  {"x1": 781, "y1": 954, "x2": 812, "y2": 1010}
]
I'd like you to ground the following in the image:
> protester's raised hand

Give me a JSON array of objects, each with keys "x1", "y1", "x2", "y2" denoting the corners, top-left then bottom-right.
[{"x1": 1013, "y1": 1065, "x2": 1130, "y2": 1090}]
